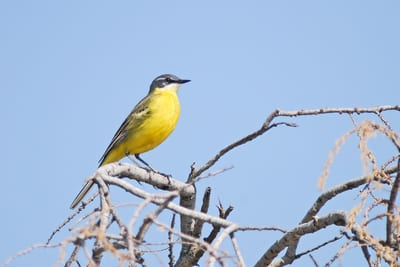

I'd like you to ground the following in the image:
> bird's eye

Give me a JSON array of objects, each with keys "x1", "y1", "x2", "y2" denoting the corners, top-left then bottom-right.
[{"x1": 165, "y1": 77, "x2": 171, "y2": 83}]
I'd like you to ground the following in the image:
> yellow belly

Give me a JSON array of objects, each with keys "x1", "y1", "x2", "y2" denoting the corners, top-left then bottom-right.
[{"x1": 100, "y1": 89, "x2": 180, "y2": 165}]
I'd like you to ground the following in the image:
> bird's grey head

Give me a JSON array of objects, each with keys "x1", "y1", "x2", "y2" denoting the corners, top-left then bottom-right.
[{"x1": 149, "y1": 74, "x2": 190, "y2": 93}]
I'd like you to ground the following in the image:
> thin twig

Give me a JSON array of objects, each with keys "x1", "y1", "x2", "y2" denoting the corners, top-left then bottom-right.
[
  {"x1": 324, "y1": 238, "x2": 353, "y2": 267},
  {"x1": 309, "y1": 254, "x2": 319, "y2": 267},
  {"x1": 168, "y1": 214, "x2": 176, "y2": 267},
  {"x1": 196, "y1": 166, "x2": 234, "y2": 181},
  {"x1": 386, "y1": 159, "x2": 400, "y2": 245},
  {"x1": 295, "y1": 234, "x2": 344, "y2": 259},
  {"x1": 230, "y1": 233, "x2": 245, "y2": 267},
  {"x1": 351, "y1": 223, "x2": 398, "y2": 265},
  {"x1": 193, "y1": 187, "x2": 211, "y2": 238},
  {"x1": 360, "y1": 246, "x2": 374, "y2": 267},
  {"x1": 375, "y1": 111, "x2": 394, "y2": 132},
  {"x1": 207, "y1": 224, "x2": 239, "y2": 267},
  {"x1": 237, "y1": 225, "x2": 286, "y2": 233},
  {"x1": 151, "y1": 219, "x2": 225, "y2": 266},
  {"x1": 65, "y1": 245, "x2": 80, "y2": 267},
  {"x1": 189, "y1": 108, "x2": 296, "y2": 181},
  {"x1": 48, "y1": 193, "x2": 98, "y2": 244},
  {"x1": 276, "y1": 105, "x2": 400, "y2": 117},
  {"x1": 136, "y1": 192, "x2": 179, "y2": 242},
  {"x1": 3, "y1": 243, "x2": 63, "y2": 266},
  {"x1": 204, "y1": 204, "x2": 234, "y2": 243}
]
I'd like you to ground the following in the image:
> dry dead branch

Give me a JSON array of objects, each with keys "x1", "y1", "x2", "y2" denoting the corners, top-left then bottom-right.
[{"x1": 4, "y1": 105, "x2": 400, "y2": 267}]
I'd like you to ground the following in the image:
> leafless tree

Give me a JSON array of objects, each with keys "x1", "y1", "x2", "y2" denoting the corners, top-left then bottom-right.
[{"x1": 4, "y1": 105, "x2": 400, "y2": 267}]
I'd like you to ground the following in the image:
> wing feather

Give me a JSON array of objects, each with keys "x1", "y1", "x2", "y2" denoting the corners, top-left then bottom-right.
[{"x1": 98, "y1": 94, "x2": 153, "y2": 166}]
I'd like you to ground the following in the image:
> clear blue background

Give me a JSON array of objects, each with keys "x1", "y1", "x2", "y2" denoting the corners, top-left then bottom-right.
[{"x1": 1, "y1": 1, "x2": 399, "y2": 266}]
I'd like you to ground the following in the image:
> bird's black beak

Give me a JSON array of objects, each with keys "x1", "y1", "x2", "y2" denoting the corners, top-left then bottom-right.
[{"x1": 179, "y1": 79, "x2": 191, "y2": 84}]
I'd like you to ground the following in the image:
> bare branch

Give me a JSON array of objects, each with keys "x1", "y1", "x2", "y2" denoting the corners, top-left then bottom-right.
[
  {"x1": 351, "y1": 223, "x2": 399, "y2": 266},
  {"x1": 306, "y1": 165, "x2": 398, "y2": 226},
  {"x1": 189, "y1": 109, "x2": 296, "y2": 181},
  {"x1": 136, "y1": 192, "x2": 179, "y2": 242},
  {"x1": 149, "y1": 219, "x2": 225, "y2": 267},
  {"x1": 294, "y1": 234, "x2": 344, "y2": 260},
  {"x1": 3, "y1": 243, "x2": 63, "y2": 267},
  {"x1": 64, "y1": 245, "x2": 80, "y2": 267},
  {"x1": 196, "y1": 166, "x2": 234, "y2": 180},
  {"x1": 207, "y1": 224, "x2": 240, "y2": 267},
  {"x1": 277, "y1": 165, "x2": 398, "y2": 266},
  {"x1": 168, "y1": 214, "x2": 176, "y2": 267},
  {"x1": 255, "y1": 210, "x2": 348, "y2": 267},
  {"x1": 375, "y1": 111, "x2": 394, "y2": 132},
  {"x1": 230, "y1": 233, "x2": 245, "y2": 267},
  {"x1": 237, "y1": 225, "x2": 286, "y2": 233},
  {"x1": 275, "y1": 105, "x2": 400, "y2": 117},
  {"x1": 189, "y1": 105, "x2": 400, "y2": 184},
  {"x1": 308, "y1": 254, "x2": 319, "y2": 267},
  {"x1": 177, "y1": 202, "x2": 235, "y2": 267},
  {"x1": 386, "y1": 159, "x2": 400, "y2": 246},
  {"x1": 324, "y1": 237, "x2": 353, "y2": 267},
  {"x1": 20, "y1": 105, "x2": 400, "y2": 266},
  {"x1": 101, "y1": 174, "x2": 235, "y2": 228},
  {"x1": 100, "y1": 163, "x2": 195, "y2": 197},
  {"x1": 193, "y1": 187, "x2": 211, "y2": 238},
  {"x1": 204, "y1": 204, "x2": 234, "y2": 244},
  {"x1": 91, "y1": 176, "x2": 111, "y2": 266},
  {"x1": 360, "y1": 246, "x2": 374, "y2": 267},
  {"x1": 48, "y1": 193, "x2": 98, "y2": 244}
]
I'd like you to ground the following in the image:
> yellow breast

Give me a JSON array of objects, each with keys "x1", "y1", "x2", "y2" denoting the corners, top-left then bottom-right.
[{"x1": 128, "y1": 88, "x2": 180, "y2": 153}]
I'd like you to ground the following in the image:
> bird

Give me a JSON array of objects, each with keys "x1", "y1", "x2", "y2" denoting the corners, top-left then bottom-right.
[{"x1": 70, "y1": 74, "x2": 190, "y2": 209}]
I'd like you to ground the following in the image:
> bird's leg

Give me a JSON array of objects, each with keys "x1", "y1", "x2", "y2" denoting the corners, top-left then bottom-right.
[
  {"x1": 135, "y1": 154, "x2": 158, "y2": 173},
  {"x1": 126, "y1": 152, "x2": 141, "y2": 167},
  {"x1": 135, "y1": 154, "x2": 172, "y2": 183}
]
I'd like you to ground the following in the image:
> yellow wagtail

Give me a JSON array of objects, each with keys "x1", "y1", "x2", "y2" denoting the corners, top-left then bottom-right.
[{"x1": 70, "y1": 74, "x2": 190, "y2": 209}]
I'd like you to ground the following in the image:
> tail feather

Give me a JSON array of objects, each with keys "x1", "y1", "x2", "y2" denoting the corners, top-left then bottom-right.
[{"x1": 70, "y1": 180, "x2": 94, "y2": 209}]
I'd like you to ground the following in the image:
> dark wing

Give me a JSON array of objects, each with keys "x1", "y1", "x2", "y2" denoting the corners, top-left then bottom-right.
[{"x1": 98, "y1": 93, "x2": 153, "y2": 166}]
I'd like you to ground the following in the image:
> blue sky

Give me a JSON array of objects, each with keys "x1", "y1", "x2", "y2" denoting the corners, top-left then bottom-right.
[{"x1": 1, "y1": 1, "x2": 399, "y2": 266}]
